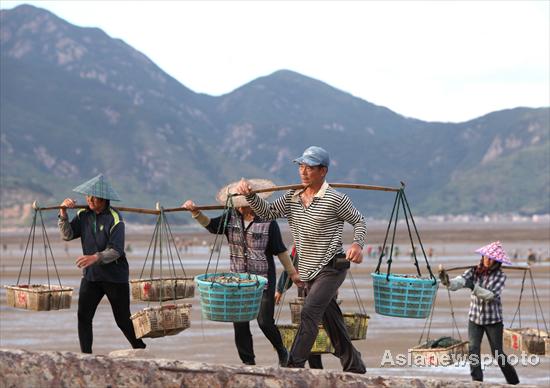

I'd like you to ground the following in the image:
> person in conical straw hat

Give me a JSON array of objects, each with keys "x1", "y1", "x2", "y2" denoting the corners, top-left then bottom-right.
[
  {"x1": 58, "y1": 174, "x2": 146, "y2": 354},
  {"x1": 182, "y1": 178, "x2": 302, "y2": 367},
  {"x1": 439, "y1": 241, "x2": 519, "y2": 385}
]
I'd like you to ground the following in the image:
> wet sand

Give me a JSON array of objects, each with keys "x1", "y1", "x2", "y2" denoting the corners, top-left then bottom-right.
[{"x1": 1, "y1": 222, "x2": 549, "y2": 385}]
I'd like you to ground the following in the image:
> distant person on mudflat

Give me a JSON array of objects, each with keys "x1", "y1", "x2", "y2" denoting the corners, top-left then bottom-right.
[
  {"x1": 182, "y1": 179, "x2": 302, "y2": 367},
  {"x1": 236, "y1": 146, "x2": 367, "y2": 374},
  {"x1": 439, "y1": 241, "x2": 519, "y2": 385},
  {"x1": 58, "y1": 174, "x2": 146, "y2": 354}
]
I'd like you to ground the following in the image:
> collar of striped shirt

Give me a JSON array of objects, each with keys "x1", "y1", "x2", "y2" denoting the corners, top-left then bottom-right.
[{"x1": 291, "y1": 181, "x2": 330, "y2": 202}]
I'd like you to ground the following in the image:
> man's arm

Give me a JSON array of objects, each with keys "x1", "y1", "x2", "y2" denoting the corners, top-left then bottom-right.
[
  {"x1": 336, "y1": 195, "x2": 366, "y2": 263},
  {"x1": 58, "y1": 216, "x2": 75, "y2": 241},
  {"x1": 235, "y1": 178, "x2": 289, "y2": 220},
  {"x1": 58, "y1": 198, "x2": 81, "y2": 241},
  {"x1": 246, "y1": 192, "x2": 289, "y2": 220}
]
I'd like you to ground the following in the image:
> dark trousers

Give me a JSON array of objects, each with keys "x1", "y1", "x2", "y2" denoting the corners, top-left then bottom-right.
[
  {"x1": 288, "y1": 266, "x2": 365, "y2": 373},
  {"x1": 468, "y1": 320, "x2": 519, "y2": 384},
  {"x1": 308, "y1": 354, "x2": 324, "y2": 369},
  {"x1": 233, "y1": 288, "x2": 285, "y2": 364},
  {"x1": 298, "y1": 283, "x2": 324, "y2": 369},
  {"x1": 78, "y1": 278, "x2": 146, "y2": 354}
]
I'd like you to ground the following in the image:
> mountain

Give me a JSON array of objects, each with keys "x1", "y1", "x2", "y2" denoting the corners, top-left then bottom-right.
[{"x1": 1, "y1": 5, "x2": 549, "y2": 226}]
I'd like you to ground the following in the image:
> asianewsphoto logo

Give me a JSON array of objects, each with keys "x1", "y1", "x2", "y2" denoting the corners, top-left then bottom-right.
[{"x1": 380, "y1": 350, "x2": 540, "y2": 368}]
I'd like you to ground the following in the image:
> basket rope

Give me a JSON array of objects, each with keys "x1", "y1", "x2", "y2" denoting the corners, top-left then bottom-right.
[
  {"x1": 203, "y1": 195, "x2": 232, "y2": 281},
  {"x1": 202, "y1": 194, "x2": 259, "y2": 288},
  {"x1": 509, "y1": 268, "x2": 548, "y2": 339},
  {"x1": 418, "y1": 290, "x2": 438, "y2": 344},
  {"x1": 418, "y1": 287, "x2": 463, "y2": 345},
  {"x1": 16, "y1": 208, "x2": 63, "y2": 290},
  {"x1": 137, "y1": 206, "x2": 190, "y2": 309},
  {"x1": 374, "y1": 187, "x2": 435, "y2": 283},
  {"x1": 447, "y1": 287, "x2": 463, "y2": 342}
]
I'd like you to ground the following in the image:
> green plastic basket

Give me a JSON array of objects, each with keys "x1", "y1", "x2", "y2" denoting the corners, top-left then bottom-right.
[
  {"x1": 371, "y1": 273, "x2": 438, "y2": 319},
  {"x1": 195, "y1": 272, "x2": 267, "y2": 322}
]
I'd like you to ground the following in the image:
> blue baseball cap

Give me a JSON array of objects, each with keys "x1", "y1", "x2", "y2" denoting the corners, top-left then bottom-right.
[{"x1": 293, "y1": 146, "x2": 330, "y2": 167}]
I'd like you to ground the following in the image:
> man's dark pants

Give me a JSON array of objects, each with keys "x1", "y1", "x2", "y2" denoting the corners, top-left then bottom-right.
[
  {"x1": 468, "y1": 320, "x2": 519, "y2": 384},
  {"x1": 288, "y1": 265, "x2": 366, "y2": 373},
  {"x1": 78, "y1": 278, "x2": 146, "y2": 354}
]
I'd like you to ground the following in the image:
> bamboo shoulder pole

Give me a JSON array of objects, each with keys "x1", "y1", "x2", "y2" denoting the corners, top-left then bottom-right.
[
  {"x1": 441, "y1": 264, "x2": 531, "y2": 272},
  {"x1": 33, "y1": 202, "x2": 161, "y2": 215},
  {"x1": 32, "y1": 181, "x2": 401, "y2": 214},
  {"x1": 252, "y1": 182, "x2": 401, "y2": 194},
  {"x1": 162, "y1": 205, "x2": 225, "y2": 213},
  {"x1": 162, "y1": 182, "x2": 401, "y2": 212}
]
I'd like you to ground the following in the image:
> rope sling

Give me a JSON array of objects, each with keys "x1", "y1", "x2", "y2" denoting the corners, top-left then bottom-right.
[
  {"x1": 130, "y1": 206, "x2": 192, "y2": 338},
  {"x1": 17, "y1": 208, "x2": 63, "y2": 289},
  {"x1": 374, "y1": 186, "x2": 435, "y2": 282},
  {"x1": 137, "y1": 206, "x2": 192, "y2": 303},
  {"x1": 202, "y1": 194, "x2": 260, "y2": 286},
  {"x1": 508, "y1": 267, "x2": 549, "y2": 342},
  {"x1": 371, "y1": 187, "x2": 438, "y2": 320},
  {"x1": 7, "y1": 207, "x2": 73, "y2": 311},
  {"x1": 417, "y1": 287, "x2": 464, "y2": 347}
]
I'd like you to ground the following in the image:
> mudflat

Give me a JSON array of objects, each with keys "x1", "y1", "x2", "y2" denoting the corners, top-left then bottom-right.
[{"x1": 1, "y1": 221, "x2": 549, "y2": 385}]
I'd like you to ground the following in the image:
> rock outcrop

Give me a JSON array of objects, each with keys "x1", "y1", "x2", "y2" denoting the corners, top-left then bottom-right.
[{"x1": 1, "y1": 348, "x2": 509, "y2": 387}]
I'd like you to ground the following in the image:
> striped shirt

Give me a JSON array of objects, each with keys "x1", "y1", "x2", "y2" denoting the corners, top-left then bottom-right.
[
  {"x1": 246, "y1": 181, "x2": 366, "y2": 281},
  {"x1": 462, "y1": 267, "x2": 506, "y2": 325}
]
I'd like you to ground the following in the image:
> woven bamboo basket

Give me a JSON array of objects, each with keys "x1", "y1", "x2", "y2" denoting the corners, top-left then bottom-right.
[
  {"x1": 277, "y1": 324, "x2": 334, "y2": 354},
  {"x1": 130, "y1": 277, "x2": 195, "y2": 301},
  {"x1": 342, "y1": 312, "x2": 370, "y2": 340},
  {"x1": 131, "y1": 303, "x2": 191, "y2": 339},
  {"x1": 409, "y1": 340, "x2": 469, "y2": 366},
  {"x1": 287, "y1": 298, "x2": 368, "y2": 340},
  {"x1": 4, "y1": 284, "x2": 73, "y2": 311},
  {"x1": 288, "y1": 297, "x2": 343, "y2": 324},
  {"x1": 503, "y1": 328, "x2": 548, "y2": 355}
]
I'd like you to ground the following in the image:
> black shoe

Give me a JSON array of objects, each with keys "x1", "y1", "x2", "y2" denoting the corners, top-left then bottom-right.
[
  {"x1": 243, "y1": 360, "x2": 256, "y2": 366},
  {"x1": 277, "y1": 348, "x2": 289, "y2": 367}
]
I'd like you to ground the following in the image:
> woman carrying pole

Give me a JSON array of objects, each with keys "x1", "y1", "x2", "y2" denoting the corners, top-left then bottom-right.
[{"x1": 439, "y1": 241, "x2": 519, "y2": 385}]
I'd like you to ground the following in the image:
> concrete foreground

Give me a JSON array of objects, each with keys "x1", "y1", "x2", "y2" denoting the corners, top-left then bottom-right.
[{"x1": 0, "y1": 348, "x2": 519, "y2": 387}]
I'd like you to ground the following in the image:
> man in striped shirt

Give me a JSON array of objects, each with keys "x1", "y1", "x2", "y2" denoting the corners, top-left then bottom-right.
[{"x1": 236, "y1": 146, "x2": 367, "y2": 373}]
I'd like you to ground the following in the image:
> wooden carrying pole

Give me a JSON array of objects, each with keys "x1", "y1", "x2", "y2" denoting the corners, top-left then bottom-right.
[
  {"x1": 161, "y1": 182, "x2": 401, "y2": 213},
  {"x1": 442, "y1": 264, "x2": 531, "y2": 272},
  {"x1": 34, "y1": 203, "x2": 225, "y2": 215},
  {"x1": 33, "y1": 182, "x2": 401, "y2": 214},
  {"x1": 253, "y1": 182, "x2": 401, "y2": 194},
  {"x1": 35, "y1": 202, "x2": 161, "y2": 215}
]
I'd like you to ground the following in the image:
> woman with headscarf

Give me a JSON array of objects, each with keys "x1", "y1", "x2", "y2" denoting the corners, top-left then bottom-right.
[
  {"x1": 58, "y1": 174, "x2": 146, "y2": 354},
  {"x1": 182, "y1": 179, "x2": 302, "y2": 367},
  {"x1": 440, "y1": 241, "x2": 519, "y2": 385}
]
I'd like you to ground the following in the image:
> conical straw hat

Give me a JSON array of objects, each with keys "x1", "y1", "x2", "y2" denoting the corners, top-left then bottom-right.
[
  {"x1": 216, "y1": 179, "x2": 275, "y2": 208},
  {"x1": 72, "y1": 174, "x2": 121, "y2": 201},
  {"x1": 475, "y1": 241, "x2": 512, "y2": 265}
]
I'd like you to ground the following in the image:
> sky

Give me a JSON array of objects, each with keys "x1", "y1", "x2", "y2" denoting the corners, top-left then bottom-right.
[{"x1": 1, "y1": 0, "x2": 549, "y2": 123}]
